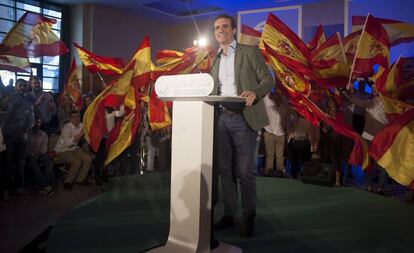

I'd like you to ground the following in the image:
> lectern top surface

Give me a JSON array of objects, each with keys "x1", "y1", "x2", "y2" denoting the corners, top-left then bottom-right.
[{"x1": 158, "y1": 95, "x2": 245, "y2": 103}]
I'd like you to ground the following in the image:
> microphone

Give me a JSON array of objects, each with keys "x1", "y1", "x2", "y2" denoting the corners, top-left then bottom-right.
[
  {"x1": 209, "y1": 48, "x2": 223, "y2": 74},
  {"x1": 193, "y1": 53, "x2": 210, "y2": 73}
]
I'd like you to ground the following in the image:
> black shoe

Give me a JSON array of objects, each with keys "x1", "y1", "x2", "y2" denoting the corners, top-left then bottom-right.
[
  {"x1": 214, "y1": 216, "x2": 234, "y2": 230},
  {"x1": 240, "y1": 211, "x2": 255, "y2": 237}
]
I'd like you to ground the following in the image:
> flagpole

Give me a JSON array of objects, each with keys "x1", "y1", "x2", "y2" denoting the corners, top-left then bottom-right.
[
  {"x1": 347, "y1": 13, "x2": 371, "y2": 90},
  {"x1": 96, "y1": 72, "x2": 106, "y2": 89}
]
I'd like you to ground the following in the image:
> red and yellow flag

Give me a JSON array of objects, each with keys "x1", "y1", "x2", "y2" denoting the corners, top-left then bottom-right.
[
  {"x1": 0, "y1": 54, "x2": 30, "y2": 73},
  {"x1": 239, "y1": 24, "x2": 262, "y2": 46},
  {"x1": 103, "y1": 36, "x2": 154, "y2": 164},
  {"x1": 83, "y1": 36, "x2": 153, "y2": 152},
  {"x1": 0, "y1": 11, "x2": 67, "y2": 57},
  {"x1": 260, "y1": 13, "x2": 313, "y2": 79},
  {"x1": 105, "y1": 87, "x2": 144, "y2": 165},
  {"x1": 153, "y1": 46, "x2": 213, "y2": 80},
  {"x1": 377, "y1": 56, "x2": 404, "y2": 93},
  {"x1": 63, "y1": 58, "x2": 82, "y2": 110},
  {"x1": 351, "y1": 14, "x2": 390, "y2": 86},
  {"x1": 352, "y1": 16, "x2": 414, "y2": 46},
  {"x1": 141, "y1": 88, "x2": 172, "y2": 131},
  {"x1": 74, "y1": 43, "x2": 125, "y2": 76},
  {"x1": 369, "y1": 108, "x2": 414, "y2": 190},
  {"x1": 307, "y1": 24, "x2": 326, "y2": 52},
  {"x1": 343, "y1": 30, "x2": 361, "y2": 63},
  {"x1": 311, "y1": 32, "x2": 350, "y2": 87}
]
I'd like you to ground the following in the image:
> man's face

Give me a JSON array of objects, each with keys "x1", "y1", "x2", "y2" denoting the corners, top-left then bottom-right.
[
  {"x1": 214, "y1": 18, "x2": 236, "y2": 46},
  {"x1": 15, "y1": 82, "x2": 27, "y2": 94},
  {"x1": 70, "y1": 113, "x2": 81, "y2": 126},
  {"x1": 30, "y1": 78, "x2": 42, "y2": 91}
]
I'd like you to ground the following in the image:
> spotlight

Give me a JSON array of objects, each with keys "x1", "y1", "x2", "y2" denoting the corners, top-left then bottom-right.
[
  {"x1": 193, "y1": 37, "x2": 208, "y2": 48},
  {"x1": 198, "y1": 38, "x2": 207, "y2": 47}
]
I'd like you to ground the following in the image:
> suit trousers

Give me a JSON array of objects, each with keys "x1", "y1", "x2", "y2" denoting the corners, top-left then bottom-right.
[{"x1": 215, "y1": 111, "x2": 257, "y2": 217}]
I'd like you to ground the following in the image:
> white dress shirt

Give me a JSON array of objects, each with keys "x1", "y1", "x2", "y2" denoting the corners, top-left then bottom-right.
[
  {"x1": 219, "y1": 40, "x2": 237, "y2": 96},
  {"x1": 263, "y1": 95, "x2": 286, "y2": 136},
  {"x1": 54, "y1": 122, "x2": 84, "y2": 153}
]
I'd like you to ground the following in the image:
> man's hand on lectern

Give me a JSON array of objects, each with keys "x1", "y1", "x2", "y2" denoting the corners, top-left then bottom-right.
[{"x1": 240, "y1": 90, "x2": 257, "y2": 106}]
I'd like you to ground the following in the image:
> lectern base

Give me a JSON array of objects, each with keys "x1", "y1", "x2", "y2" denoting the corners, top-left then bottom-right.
[
  {"x1": 141, "y1": 242, "x2": 241, "y2": 253},
  {"x1": 212, "y1": 242, "x2": 242, "y2": 253}
]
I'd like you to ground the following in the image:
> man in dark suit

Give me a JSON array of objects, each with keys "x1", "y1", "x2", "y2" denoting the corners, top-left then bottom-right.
[{"x1": 210, "y1": 14, "x2": 274, "y2": 237}]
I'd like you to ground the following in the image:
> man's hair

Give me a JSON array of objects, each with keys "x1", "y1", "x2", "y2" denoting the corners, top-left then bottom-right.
[
  {"x1": 214, "y1": 14, "x2": 237, "y2": 29},
  {"x1": 70, "y1": 110, "x2": 80, "y2": 117},
  {"x1": 29, "y1": 76, "x2": 41, "y2": 83}
]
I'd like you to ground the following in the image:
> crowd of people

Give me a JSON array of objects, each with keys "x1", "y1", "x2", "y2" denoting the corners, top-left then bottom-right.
[{"x1": 0, "y1": 76, "x2": 166, "y2": 201}]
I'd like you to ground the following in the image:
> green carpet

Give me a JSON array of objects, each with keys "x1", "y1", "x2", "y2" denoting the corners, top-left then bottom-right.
[{"x1": 47, "y1": 172, "x2": 414, "y2": 253}]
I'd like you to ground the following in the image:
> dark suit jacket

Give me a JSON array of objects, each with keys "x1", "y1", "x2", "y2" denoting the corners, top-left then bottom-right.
[{"x1": 210, "y1": 43, "x2": 274, "y2": 130}]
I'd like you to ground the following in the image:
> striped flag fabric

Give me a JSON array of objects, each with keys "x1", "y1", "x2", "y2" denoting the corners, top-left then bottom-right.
[
  {"x1": 74, "y1": 43, "x2": 125, "y2": 76},
  {"x1": 307, "y1": 24, "x2": 326, "y2": 52},
  {"x1": 369, "y1": 108, "x2": 414, "y2": 190},
  {"x1": 0, "y1": 11, "x2": 67, "y2": 57},
  {"x1": 350, "y1": 14, "x2": 390, "y2": 87},
  {"x1": 311, "y1": 32, "x2": 350, "y2": 87},
  {"x1": 63, "y1": 58, "x2": 82, "y2": 110},
  {"x1": 352, "y1": 15, "x2": 414, "y2": 46},
  {"x1": 239, "y1": 24, "x2": 262, "y2": 46},
  {"x1": 0, "y1": 54, "x2": 31, "y2": 73}
]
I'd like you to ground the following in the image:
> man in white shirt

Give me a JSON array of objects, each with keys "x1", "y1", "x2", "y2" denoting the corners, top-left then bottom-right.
[
  {"x1": 263, "y1": 91, "x2": 291, "y2": 177},
  {"x1": 55, "y1": 110, "x2": 92, "y2": 190}
]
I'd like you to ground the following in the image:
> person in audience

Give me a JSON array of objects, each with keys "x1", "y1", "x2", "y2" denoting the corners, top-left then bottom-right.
[
  {"x1": 320, "y1": 96, "x2": 343, "y2": 186},
  {"x1": 27, "y1": 76, "x2": 57, "y2": 134},
  {"x1": 263, "y1": 90, "x2": 292, "y2": 177},
  {"x1": 345, "y1": 82, "x2": 389, "y2": 195},
  {"x1": 54, "y1": 110, "x2": 92, "y2": 190},
  {"x1": 2, "y1": 79, "x2": 34, "y2": 194},
  {"x1": 26, "y1": 118, "x2": 54, "y2": 197},
  {"x1": 57, "y1": 94, "x2": 74, "y2": 130},
  {"x1": 80, "y1": 93, "x2": 94, "y2": 119},
  {"x1": 287, "y1": 114, "x2": 315, "y2": 179},
  {"x1": 0, "y1": 126, "x2": 11, "y2": 201}
]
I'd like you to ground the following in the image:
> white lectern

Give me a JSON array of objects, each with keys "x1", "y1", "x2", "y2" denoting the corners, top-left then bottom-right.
[{"x1": 143, "y1": 74, "x2": 243, "y2": 253}]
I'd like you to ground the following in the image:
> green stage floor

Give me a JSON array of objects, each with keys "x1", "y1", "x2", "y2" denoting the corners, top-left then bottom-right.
[{"x1": 47, "y1": 172, "x2": 414, "y2": 253}]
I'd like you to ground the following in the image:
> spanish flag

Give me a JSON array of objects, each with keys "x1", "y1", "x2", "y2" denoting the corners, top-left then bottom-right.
[
  {"x1": 311, "y1": 32, "x2": 350, "y2": 87},
  {"x1": 74, "y1": 43, "x2": 125, "y2": 76},
  {"x1": 104, "y1": 87, "x2": 144, "y2": 165},
  {"x1": 369, "y1": 108, "x2": 414, "y2": 190},
  {"x1": 376, "y1": 56, "x2": 404, "y2": 94},
  {"x1": 343, "y1": 30, "x2": 361, "y2": 63},
  {"x1": 307, "y1": 24, "x2": 326, "y2": 52},
  {"x1": 153, "y1": 46, "x2": 213, "y2": 80},
  {"x1": 260, "y1": 13, "x2": 313, "y2": 79},
  {"x1": 352, "y1": 16, "x2": 414, "y2": 46},
  {"x1": 0, "y1": 54, "x2": 31, "y2": 73},
  {"x1": 351, "y1": 14, "x2": 390, "y2": 83},
  {"x1": 63, "y1": 58, "x2": 82, "y2": 110},
  {"x1": 0, "y1": 11, "x2": 67, "y2": 57},
  {"x1": 83, "y1": 36, "x2": 153, "y2": 152},
  {"x1": 239, "y1": 24, "x2": 262, "y2": 46},
  {"x1": 141, "y1": 88, "x2": 172, "y2": 131}
]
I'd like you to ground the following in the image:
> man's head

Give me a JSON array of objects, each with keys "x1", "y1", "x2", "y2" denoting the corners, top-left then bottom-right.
[
  {"x1": 214, "y1": 14, "x2": 236, "y2": 47},
  {"x1": 29, "y1": 76, "x2": 42, "y2": 92},
  {"x1": 69, "y1": 110, "x2": 81, "y2": 127},
  {"x1": 15, "y1": 79, "x2": 28, "y2": 94},
  {"x1": 33, "y1": 117, "x2": 42, "y2": 130}
]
